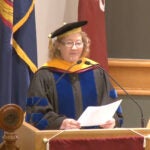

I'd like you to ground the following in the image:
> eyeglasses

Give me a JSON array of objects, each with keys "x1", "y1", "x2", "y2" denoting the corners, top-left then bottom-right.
[{"x1": 61, "y1": 41, "x2": 84, "y2": 48}]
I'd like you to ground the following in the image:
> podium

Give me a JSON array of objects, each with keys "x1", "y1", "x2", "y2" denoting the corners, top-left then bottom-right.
[{"x1": 15, "y1": 121, "x2": 150, "y2": 150}]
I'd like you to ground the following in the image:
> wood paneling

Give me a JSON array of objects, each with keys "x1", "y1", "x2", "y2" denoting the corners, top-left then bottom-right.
[{"x1": 108, "y1": 58, "x2": 150, "y2": 95}]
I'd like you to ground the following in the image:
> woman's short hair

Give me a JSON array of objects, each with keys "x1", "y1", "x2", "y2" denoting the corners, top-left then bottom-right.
[{"x1": 48, "y1": 31, "x2": 91, "y2": 59}]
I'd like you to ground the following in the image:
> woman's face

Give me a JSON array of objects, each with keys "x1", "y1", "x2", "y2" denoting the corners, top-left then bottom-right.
[{"x1": 59, "y1": 33, "x2": 84, "y2": 63}]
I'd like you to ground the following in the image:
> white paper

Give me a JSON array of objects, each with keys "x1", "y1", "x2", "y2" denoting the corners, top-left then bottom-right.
[{"x1": 78, "y1": 99, "x2": 122, "y2": 127}]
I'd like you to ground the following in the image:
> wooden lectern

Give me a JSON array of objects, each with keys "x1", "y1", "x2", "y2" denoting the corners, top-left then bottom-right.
[{"x1": 15, "y1": 121, "x2": 150, "y2": 150}]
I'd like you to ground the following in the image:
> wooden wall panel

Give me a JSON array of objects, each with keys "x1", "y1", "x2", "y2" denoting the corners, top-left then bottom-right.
[{"x1": 108, "y1": 58, "x2": 150, "y2": 95}]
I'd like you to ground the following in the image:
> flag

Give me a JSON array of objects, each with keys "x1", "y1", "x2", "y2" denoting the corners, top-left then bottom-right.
[
  {"x1": 78, "y1": 0, "x2": 108, "y2": 70},
  {"x1": 12, "y1": 0, "x2": 38, "y2": 109},
  {"x1": 0, "y1": 0, "x2": 13, "y2": 106},
  {"x1": 0, "y1": 0, "x2": 37, "y2": 141}
]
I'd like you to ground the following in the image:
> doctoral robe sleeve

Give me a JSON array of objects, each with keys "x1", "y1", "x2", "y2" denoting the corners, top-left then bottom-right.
[
  {"x1": 25, "y1": 69, "x2": 66, "y2": 130},
  {"x1": 102, "y1": 70, "x2": 124, "y2": 127}
]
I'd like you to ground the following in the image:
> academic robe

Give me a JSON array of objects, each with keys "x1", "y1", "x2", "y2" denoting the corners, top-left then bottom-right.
[{"x1": 25, "y1": 57, "x2": 123, "y2": 129}]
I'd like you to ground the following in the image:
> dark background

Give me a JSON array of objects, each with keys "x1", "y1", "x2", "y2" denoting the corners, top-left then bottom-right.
[{"x1": 105, "y1": 0, "x2": 150, "y2": 59}]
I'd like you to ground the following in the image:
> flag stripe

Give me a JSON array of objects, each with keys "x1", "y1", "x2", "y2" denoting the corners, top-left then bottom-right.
[
  {"x1": 0, "y1": 0, "x2": 13, "y2": 28},
  {"x1": 13, "y1": 39, "x2": 37, "y2": 73},
  {"x1": 12, "y1": 0, "x2": 37, "y2": 73},
  {"x1": 13, "y1": 0, "x2": 35, "y2": 33}
]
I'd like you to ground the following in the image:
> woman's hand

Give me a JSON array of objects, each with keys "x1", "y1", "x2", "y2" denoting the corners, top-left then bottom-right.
[
  {"x1": 99, "y1": 118, "x2": 116, "y2": 129},
  {"x1": 60, "y1": 118, "x2": 80, "y2": 130}
]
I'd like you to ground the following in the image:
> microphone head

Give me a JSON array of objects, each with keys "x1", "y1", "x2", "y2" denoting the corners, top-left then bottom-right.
[
  {"x1": 84, "y1": 61, "x2": 92, "y2": 65},
  {"x1": 76, "y1": 60, "x2": 82, "y2": 64}
]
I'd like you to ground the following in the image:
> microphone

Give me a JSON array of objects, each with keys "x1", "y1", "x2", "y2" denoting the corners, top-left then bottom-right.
[{"x1": 84, "y1": 60, "x2": 145, "y2": 128}]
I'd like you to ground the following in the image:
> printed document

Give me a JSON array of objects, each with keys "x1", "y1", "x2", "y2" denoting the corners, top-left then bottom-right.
[{"x1": 78, "y1": 100, "x2": 122, "y2": 127}]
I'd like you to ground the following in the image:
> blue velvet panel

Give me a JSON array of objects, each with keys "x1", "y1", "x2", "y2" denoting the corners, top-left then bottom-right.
[
  {"x1": 79, "y1": 70, "x2": 98, "y2": 110},
  {"x1": 54, "y1": 72, "x2": 76, "y2": 118}
]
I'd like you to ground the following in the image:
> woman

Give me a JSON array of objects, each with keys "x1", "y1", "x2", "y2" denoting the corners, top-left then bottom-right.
[{"x1": 25, "y1": 21, "x2": 123, "y2": 130}]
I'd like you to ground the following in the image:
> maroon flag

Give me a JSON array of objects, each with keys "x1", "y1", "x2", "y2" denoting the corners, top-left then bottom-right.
[{"x1": 78, "y1": 0, "x2": 108, "y2": 70}]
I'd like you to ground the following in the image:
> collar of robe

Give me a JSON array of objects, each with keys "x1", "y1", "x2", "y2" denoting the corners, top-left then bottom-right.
[{"x1": 42, "y1": 57, "x2": 99, "y2": 73}]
